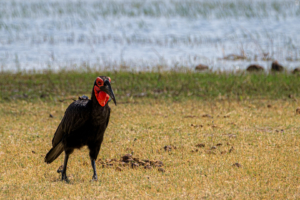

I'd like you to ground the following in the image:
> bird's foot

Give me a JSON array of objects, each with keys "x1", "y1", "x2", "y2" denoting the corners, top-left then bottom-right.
[
  {"x1": 92, "y1": 175, "x2": 98, "y2": 181},
  {"x1": 61, "y1": 174, "x2": 69, "y2": 183}
]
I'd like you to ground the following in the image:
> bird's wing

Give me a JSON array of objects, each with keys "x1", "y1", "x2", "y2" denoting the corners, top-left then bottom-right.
[{"x1": 52, "y1": 100, "x2": 92, "y2": 146}]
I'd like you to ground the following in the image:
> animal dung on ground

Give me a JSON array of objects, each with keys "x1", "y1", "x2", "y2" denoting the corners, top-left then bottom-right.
[
  {"x1": 216, "y1": 143, "x2": 222, "y2": 146},
  {"x1": 210, "y1": 146, "x2": 217, "y2": 150},
  {"x1": 122, "y1": 154, "x2": 133, "y2": 162},
  {"x1": 183, "y1": 115, "x2": 197, "y2": 118},
  {"x1": 131, "y1": 163, "x2": 139, "y2": 168},
  {"x1": 205, "y1": 150, "x2": 216, "y2": 155},
  {"x1": 202, "y1": 114, "x2": 213, "y2": 118},
  {"x1": 49, "y1": 114, "x2": 54, "y2": 118},
  {"x1": 57, "y1": 165, "x2": 64, "y2": 173},
  {"x1": 196, "y1": 143, "x2": 205, "y2": 148},
  {"x1": 163, "y1": 145, "x2": 177, "y2": 151},
  {"x1": 155, "y1": 160, "x2": 163, "y2": 166},
  {"x1": 246, "y1": 64, "x2": 264, "y2": 72},
  {"x1": 191, "y1": 124, "x2": 203, "y2": 128},
  {"x1": 116, "y1": 166, "x2": 123, "y2": 171},
  {"x1": 267, "y1": 104, "x2": 272, "y2": 108},
  {"x1": 100, "y1": 154, "x2": 165, "y2": 172},
  {"x1": 232, "y1": 163, "x2": 242, "y2": 168},
  {"x1": 158, "y1": 168, "x2": 165, "y2": 172},
  {"x1": 83, "y1": 161, "x2": 89, "y2": 166},
  {"x1": 144, "y1": 165, "x2": 152, "y2": 170},
  {"x1": 296, "y1": 108, "x2": 300, "y2": 115}
]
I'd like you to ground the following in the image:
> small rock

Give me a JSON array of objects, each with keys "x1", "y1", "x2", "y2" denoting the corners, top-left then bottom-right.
[
  {"x1": 49, "y1": 114, "x2": 54, "y2": 118},
  {"x1": 158, "y1": 168, "x2": 165, "y2": 172},
  {"x1": 232, "y1": 163, "x2": 242, "y2": 168},
  {"x1": 271, "y1": 61, "x2": 284, "y2": 72},
  {"x1": 211, "y1": 146, "x2": 217, "y2": 150},
  {"x1": 195, "y1": 64, "x2": 209, "y2": 71},
  {"x1": 246, "y1": 64, "x2": 264, "y2": 72}
]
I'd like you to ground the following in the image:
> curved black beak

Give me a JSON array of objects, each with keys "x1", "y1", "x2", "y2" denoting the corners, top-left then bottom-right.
[{"x1": 100, "y1": 80, "x2": 117, "y2": 106}]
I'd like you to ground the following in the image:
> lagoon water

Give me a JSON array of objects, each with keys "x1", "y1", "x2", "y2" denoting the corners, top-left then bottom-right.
[{"x1": 0, "y1": 0, "x2": 300, "y2": 71}]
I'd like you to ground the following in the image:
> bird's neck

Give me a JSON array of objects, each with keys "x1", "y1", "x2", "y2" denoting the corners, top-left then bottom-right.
[{"x1": 91, "y1": 88, "x2": 109, "y2": 109}]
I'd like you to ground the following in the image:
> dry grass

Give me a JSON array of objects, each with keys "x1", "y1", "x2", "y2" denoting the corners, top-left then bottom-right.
[{"x1": 0, "y1": 98, "x2": 300, "y2": 199}]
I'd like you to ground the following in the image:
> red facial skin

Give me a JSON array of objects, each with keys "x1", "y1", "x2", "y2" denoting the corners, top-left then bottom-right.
[{"x1": 93, "y1": 77, "x2": 110, "y2": 107}]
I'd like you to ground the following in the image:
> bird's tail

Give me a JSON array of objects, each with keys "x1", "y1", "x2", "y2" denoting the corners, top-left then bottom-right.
[{"x1": 44, "y1": 142, "x2": 64, "y2": 164}]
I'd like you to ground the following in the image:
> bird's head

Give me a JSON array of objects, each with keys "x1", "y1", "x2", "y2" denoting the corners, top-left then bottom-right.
[{"x1": 93, "y1": 76, "x2": 116, "y2": 107}]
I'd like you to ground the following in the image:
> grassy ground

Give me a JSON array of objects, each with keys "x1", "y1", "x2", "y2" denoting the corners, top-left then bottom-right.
[
  {"x1": 1, "y1": 71, "x2": 300, "y2": 102},
  {"x1": 0, "y1": 98, "x2": 300, "y2": 199},
  {"x1": 0, "y1": 72, "x2": 300, "y2": 199}
]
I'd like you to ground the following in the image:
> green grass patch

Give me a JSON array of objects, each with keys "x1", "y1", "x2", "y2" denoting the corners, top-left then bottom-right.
[{"x1": 0, "y1": 71, "x2": 299, "y2": 102}]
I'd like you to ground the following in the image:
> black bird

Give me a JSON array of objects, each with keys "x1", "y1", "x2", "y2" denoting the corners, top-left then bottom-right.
[{"x1": 45, "y1": 76, "x2": 116, "y2": 181}]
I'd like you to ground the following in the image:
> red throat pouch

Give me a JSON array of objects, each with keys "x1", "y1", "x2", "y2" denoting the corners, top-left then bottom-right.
[{"x1": 94, "y1": 86, "x2": 109, "y2": 106}]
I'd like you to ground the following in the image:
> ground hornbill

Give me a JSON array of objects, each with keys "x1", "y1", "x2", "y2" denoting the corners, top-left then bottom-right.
[{"x1": 45, "y1": 76, "x2": 116, "y2": 181}]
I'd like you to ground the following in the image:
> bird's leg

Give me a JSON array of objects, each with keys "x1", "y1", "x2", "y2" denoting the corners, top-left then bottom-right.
[
  {"x1": 61, "y1": 152, "x2": 69, "y2": 182},
  {"x1": 91, "y1": 159, "x2": 98, "y2": 181}
]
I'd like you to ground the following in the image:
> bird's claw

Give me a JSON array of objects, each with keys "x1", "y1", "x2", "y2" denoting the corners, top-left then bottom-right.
[
  {"x1": 61, "y1": 174, "x2": 69, "y2": 183},
  {"x1": 92, "y1": 175, "x2": 98, "y2": 181}
]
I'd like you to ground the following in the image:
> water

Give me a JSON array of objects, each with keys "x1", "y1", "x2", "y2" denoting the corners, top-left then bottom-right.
[{"x1": 0, "y1": 0, "x2": 300, "y2": 72}]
